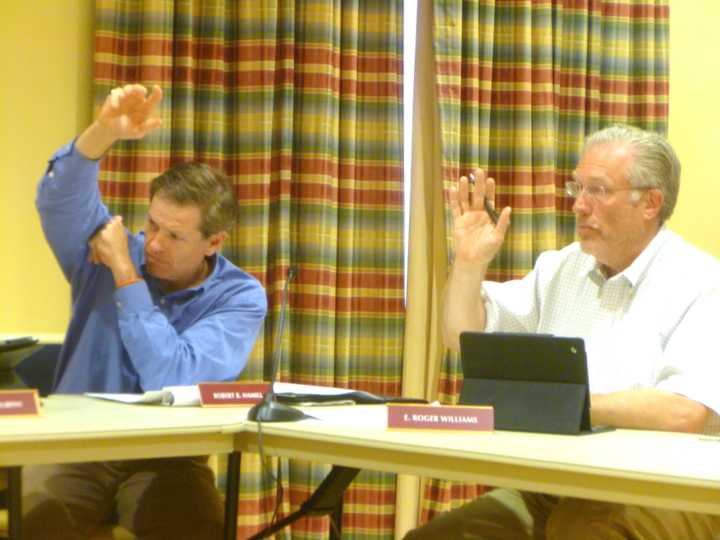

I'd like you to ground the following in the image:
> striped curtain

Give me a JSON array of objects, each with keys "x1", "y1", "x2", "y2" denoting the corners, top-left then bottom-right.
[
  {"x1": 95, "y1": 1, "x2": 403, "y2": 538},
  {"x1": 422, "y1": 0, "x2": 669, "y2": 522}
]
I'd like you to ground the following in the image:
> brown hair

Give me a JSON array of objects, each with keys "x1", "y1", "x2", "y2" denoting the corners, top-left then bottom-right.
[{"x1": 150, "y1": 162, "x2": 238, "y2": 237}]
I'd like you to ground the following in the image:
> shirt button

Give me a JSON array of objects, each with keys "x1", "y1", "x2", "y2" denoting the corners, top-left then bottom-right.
[
  {"x1": 48, "y1": 171, "x2": 55, "y2": 178},
  {"x1": 116, "y1": 302, "x2": 122, "y2": 308}
]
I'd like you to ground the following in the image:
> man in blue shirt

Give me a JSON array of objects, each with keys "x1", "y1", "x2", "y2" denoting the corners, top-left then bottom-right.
[{"x1": 24, "y1": 84, "x2": 267, "y2": 539}]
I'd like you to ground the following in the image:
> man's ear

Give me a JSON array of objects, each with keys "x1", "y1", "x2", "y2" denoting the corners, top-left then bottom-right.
[
  {"x1": 205, "y1": 231, "x2": 228, "y2": 256},
  {"x1": 641, "y1": 188, "x2": 663, "y2": 221}
]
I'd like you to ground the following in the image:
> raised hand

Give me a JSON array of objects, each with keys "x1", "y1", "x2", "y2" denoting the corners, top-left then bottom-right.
[
  {"x1": 76, "y1": 84, "x2": 163, "y2": 159},
  {"x1": 97, "y1": 84, "x2": 163, "y2": 140},
  {"x1": 449, "y1": 168, "x2": 511, "y2": 268}
]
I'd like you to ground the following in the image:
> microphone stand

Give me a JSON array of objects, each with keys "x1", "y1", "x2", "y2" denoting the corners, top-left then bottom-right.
[
  {"x1": 243, "y1": 270, "x2": 360, "y2": 540},
  {"x1": 247, "y1": 267, "x2": 307, "y2": 422}
]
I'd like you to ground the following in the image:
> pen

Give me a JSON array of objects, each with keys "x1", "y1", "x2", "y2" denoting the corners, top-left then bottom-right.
[{"x1": 468, "y1": 173, "x2": 500, "y2": 225}]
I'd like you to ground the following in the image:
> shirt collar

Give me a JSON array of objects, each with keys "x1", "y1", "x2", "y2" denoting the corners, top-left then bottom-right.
[
  {"x1": 619, "y1": 227, "x2": 668, "y2": 287},
  {"x1": 587, "y1": 227, "x2": 668, "y2": 288}
]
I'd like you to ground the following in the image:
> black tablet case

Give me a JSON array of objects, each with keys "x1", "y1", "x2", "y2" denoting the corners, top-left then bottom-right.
[{"x1": 459, "y1": 332, "x2": 592, "y2": 435}]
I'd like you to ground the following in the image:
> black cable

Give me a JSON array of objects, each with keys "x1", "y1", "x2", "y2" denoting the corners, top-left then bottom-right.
[{"x1": 255, "y1": 417, "x2": 285, "y2": 529}]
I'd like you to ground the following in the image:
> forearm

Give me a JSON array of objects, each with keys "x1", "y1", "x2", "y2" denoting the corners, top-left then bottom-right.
[
  {"x1": 442, "y1": 262, "x2": 488, "y2": 351},
  {"x1": 75, "y1": 121, "x2": 118, "y2": 160},
  {"x1": 591, "y1": 388, "x2": 709, "y2": 433},
  {"x1": 116, "y1": 283, "x2": 266, "y2": 389}
]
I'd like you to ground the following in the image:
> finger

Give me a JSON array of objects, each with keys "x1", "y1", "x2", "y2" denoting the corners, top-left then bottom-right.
[
  {"x1": 126, "y1": 116, "x2": 162, "y2": 136},
  {"x1": 124, "y1": 83, "x2": 144, "y2": 94},
  {"x1": 147, "y1": 85, "x2": 163, "y2": 105},
  {"x1": 128, "y1": 86, "x2": 163, "y2": 136},
  {"x1": 110, "y1": 215, "x2": 124, "y2": 231},
  {"x1": 87, "y1": 241, "x2": 99, "y2": 264},
  {"x1": 138, "y1": 117, "x2": 163, "y2": 136},
  {"x1": 470, "y1": 168, "x2": 487, "y2": 211},
  {"x1": 458, "y1": 175, "x2": 471, "y2": 213},
  {"x1": 449, "y1": 186, "x2": 462, "y2": 220},
  {"x1": 122, "y1": 86, "x2": 145, "y2": 110},
  {"x1": 138, "y1": 85, "x2": 163, "y2": 116},
  {"x1": 109, "y1": 87, "x2": 123, "y2": 109},
  {"x1": 493, "y1": 207, "x2": 512, "y2": 239},
  {"x1": 124, "y1": 84, "x2": 149, "y2": 103},
  {"x1": 99, "y1": 217, "x2": 116, "y2": 236},
  {"x1": 485, "y1": 177, "x2": 496, "y2": 206}
]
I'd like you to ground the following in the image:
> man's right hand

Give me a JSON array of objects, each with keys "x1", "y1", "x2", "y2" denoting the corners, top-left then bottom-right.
[
  {"x1": 76, "y1": 84, "x2": 163, "y2": 160},
  {"x1": 442, "y1": 169, "x2": 512, "y2": 350},
  {"x1": 449, "y1": 168, "x2": 511, "y2": 269}
]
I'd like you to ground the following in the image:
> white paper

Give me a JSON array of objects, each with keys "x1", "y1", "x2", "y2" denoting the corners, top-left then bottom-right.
[
  {"x1": 85, "y1": 385, "x2": 201, "y2": 407},
  {"x1": 273, "y1": 382, "x2": 359, "y2": 396},
  {"x1": 85, "y1": 382, "x2": 354, "y2": 407},
  {"x1": 84, "y1": 391, "x2": 168, "y2": 404},
  {"x1": 161, "y1": 385, "x2": 201, "y2": 406}
]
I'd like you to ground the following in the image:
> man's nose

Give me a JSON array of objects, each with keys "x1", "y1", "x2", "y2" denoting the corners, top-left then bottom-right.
[
  {"x1": 572, "y1": 194, "x2": 590, "y2": 215},
  {"x1": 147, "y1": 232, "x2": 164, "y2": 253}
]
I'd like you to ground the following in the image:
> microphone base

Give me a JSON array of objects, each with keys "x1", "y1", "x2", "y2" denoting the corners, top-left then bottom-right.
[{"x1": 247, "y1": 399, "x2": 308, "y2": 423}]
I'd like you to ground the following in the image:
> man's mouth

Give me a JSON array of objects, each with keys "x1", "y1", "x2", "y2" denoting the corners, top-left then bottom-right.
[{"x1": 577, "y1": 223, "x2": 598, "y2": 234}]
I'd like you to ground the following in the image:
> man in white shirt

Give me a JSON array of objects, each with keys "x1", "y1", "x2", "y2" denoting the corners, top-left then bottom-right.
[{"x1": 405, "y1": 125, "x2": 720, "y2": 540}]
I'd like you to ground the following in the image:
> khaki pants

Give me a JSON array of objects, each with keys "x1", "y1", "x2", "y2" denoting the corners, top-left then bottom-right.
[
  {"x1": 404, "y1": 489, "x2": 720, "y2": 540},
  {"x1": 22, "y1": 457, "x2": 223, "y2": 540}
]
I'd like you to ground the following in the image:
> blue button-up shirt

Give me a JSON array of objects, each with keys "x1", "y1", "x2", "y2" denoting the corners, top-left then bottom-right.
[{"x1": 36, "y1": 141, "x2": 267, "y2": 393}]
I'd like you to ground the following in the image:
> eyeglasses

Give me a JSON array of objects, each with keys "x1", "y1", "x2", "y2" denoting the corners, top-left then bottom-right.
[{"x1": 565, "y1": 180, "x2": 648, "y2": 202}]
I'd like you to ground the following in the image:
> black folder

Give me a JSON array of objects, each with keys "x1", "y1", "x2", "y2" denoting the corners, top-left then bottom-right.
[{"x1": 459, "y1": 332, "x2": 599, "y2": 435}]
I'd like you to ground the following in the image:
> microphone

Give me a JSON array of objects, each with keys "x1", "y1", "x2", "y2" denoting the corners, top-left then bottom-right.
[{"x1": 247, "y1": 266, "x2": 308, "y2": 422}]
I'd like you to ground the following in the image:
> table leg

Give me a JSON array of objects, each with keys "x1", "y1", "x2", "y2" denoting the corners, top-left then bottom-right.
[
  {"x1": 7, "y1": 467, "x2": 21, "y2": 540},
  {"x1": 224, "y1": 452, "x2": 241, "y2": 540}
]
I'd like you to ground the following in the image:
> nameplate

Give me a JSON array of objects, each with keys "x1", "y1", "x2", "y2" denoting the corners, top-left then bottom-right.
[
  {"x1": 198, "y1": 383, "x2": 269, "y2": 407},
  {"x1": 0, "y1": 389, "x2": 40, "y2": 417},
  {"x1": 387, "y1": 404, "x2": 493, "y2": 431}
]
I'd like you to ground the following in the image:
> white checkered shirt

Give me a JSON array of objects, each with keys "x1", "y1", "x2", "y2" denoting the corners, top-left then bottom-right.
[{"x1": 483, "y1": 229, "x2": 720, "y2": 433}]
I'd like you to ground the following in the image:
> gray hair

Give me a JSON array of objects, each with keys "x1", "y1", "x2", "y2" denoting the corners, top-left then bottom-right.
[{"x1": 582, "y1": 125, "x2": 680, "y2": 223}]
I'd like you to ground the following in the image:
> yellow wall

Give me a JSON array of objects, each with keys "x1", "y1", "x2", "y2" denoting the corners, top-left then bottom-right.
[
  {"x1": 1, "y1": 1, "x2": 718, "y2": 336},
  {"x1": 667, "y1": 0, "x2": 720, "y2": 257},
  {"x1": 0, "y1": 1, "x2": 93, "y2": 337}
]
